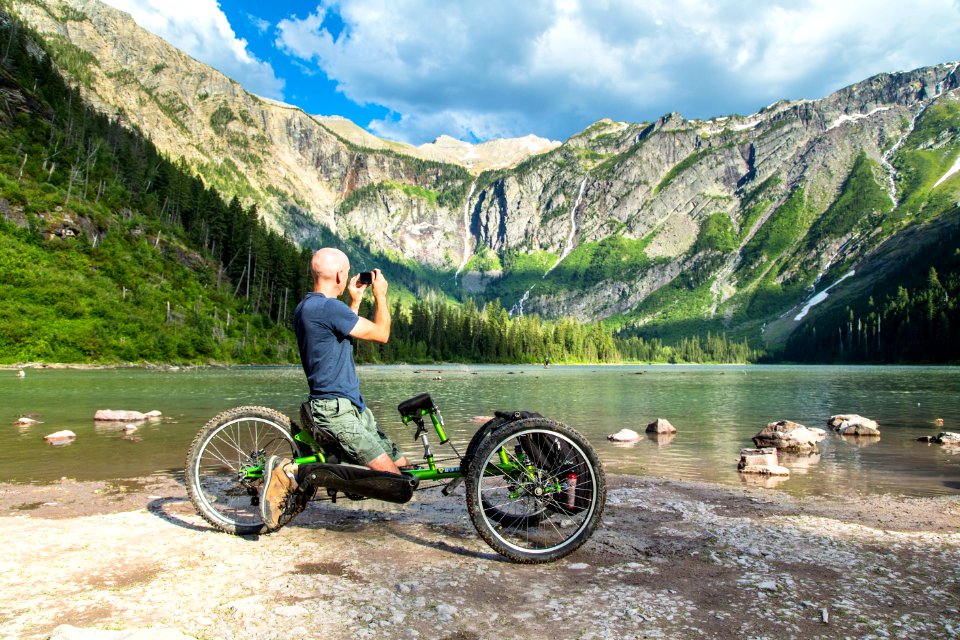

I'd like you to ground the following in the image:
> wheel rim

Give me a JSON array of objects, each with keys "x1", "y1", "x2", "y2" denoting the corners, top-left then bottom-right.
[
  {"x1": 475, "y1": 428, "x2": 598, "y2": 555},
  {"x1": 192, "y1": 416, "x2": 296, "y2": 529}
]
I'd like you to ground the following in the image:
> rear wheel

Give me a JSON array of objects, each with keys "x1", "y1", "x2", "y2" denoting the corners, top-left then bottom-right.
[
  {"x1": 184, "y1": 406, "x2": 301, "y2": 535},
  {"x1": 464, "y1": 418, "x2": 605, "y2": 563}
]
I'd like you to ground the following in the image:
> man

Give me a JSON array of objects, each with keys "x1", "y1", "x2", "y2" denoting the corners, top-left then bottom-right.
[{"x1": 260, "y1": 247, "x2": 409, "y2": 529}]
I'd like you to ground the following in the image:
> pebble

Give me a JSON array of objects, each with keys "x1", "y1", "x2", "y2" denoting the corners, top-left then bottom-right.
[
  {"x1": 567, "y1": 562, "x2": 590, "y2": 570},
  {"x1": 757, "y1": 581, "x2": 778, "y2": 591}
]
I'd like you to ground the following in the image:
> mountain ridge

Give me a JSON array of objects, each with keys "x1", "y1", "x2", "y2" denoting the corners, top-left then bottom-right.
[{"x1": 11, "y1": 0, "x2": 960, "y2": 354}]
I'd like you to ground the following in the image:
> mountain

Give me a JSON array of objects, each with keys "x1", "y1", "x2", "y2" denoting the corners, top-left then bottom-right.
[{"x1": 12, "y1": 0, "x2": 960, "y2": 357}]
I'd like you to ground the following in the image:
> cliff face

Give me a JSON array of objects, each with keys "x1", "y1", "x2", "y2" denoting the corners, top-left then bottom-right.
[{"x1": 14, "y1": 0, "x2": 960, "y2": 340}]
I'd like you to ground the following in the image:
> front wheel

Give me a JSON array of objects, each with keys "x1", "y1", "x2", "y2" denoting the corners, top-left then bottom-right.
[
  {"x1": 184, "y1": 406, "x2": 301, "y2": 535},
  {"x1": 464, "y1": 418, "x2": 606, "y2": 563}
]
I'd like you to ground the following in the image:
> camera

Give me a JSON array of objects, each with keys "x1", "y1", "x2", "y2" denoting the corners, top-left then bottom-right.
[{"x1": 357, "y1": 271, "x2": 373, "y2": 286}]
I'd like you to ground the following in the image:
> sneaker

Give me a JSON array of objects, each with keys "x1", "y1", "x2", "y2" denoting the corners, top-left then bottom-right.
[{"x1": 260, "y1": 456, "x2": 298, "y2": 530}]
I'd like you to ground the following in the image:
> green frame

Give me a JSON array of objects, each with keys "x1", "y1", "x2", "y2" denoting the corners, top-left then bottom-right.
[{"x1": 240, "y1": 404, "x2": 542, "y2": 487}]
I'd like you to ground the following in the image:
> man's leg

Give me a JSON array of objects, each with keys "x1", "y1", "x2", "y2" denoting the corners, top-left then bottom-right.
[
  {"x1": 312, "y1": 398, "x2": 408, "y2": 473},
  {"x1": 357, "y1": 407, "x2": 408, "y2": 473}
]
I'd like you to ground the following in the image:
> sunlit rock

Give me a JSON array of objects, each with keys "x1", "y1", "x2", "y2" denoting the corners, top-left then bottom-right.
[
  {"x1": 608, "y1": 428, "x2": 641, "y2": 443},
  {"x1": 752, "y1": 420, "x2": 824, "y2": 453},
  {"x1": 737, "y1": 447, "x2": 790, "y2": 476},
  {"x1": 44, "y1": 430, "x2": 76, "y2": 445},
  {"x1": 646, "y1": 418, "x2": 676, "y2": 434},
  {"x1": 828, "y1": 414, "x2": 880, "y2": 436}
]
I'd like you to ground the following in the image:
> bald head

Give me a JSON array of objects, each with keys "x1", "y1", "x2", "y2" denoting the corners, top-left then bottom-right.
[{"x1": 311, "y1": 248, "x2": 350, "y2": 287}]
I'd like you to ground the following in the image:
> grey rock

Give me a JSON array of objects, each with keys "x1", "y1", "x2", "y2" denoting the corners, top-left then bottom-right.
[
  {"x1": 752, "y1": 420, "x2": 823, "y2": 453},
  {"x1": 828, "y1": 414, "x2": 880, "y2": 436},
  {"x1": 646, "y1": 418, "x2": 677, "y2": 434}
]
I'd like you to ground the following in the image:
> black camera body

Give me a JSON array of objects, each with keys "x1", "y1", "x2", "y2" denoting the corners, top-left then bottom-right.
[{"x1": 357, "y1": 271, "x2": 374, "y2": 285}]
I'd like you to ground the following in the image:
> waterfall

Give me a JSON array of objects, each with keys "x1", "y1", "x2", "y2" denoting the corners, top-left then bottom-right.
[
  {"x1": 545, "y1": 177, "x2": 587, "y2": 275},
  {"x1": 510, "y1": 289, "x2": 531, "y2": 318},
  {"x1": 453, "y1": 181, "x2": 477, "y2": 282},
  {"x1": 881, "y1": 70, "x2": 955, "y2": 207}
]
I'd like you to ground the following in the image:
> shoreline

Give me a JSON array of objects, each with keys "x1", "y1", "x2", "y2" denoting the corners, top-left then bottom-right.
[{"x1": 1, "y1": 474, "x2": 958, "y2": 639}]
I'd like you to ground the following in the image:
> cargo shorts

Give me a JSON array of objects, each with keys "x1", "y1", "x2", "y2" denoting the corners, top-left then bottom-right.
[{"x1": 309, "y1": 397, "x2": 402, "y2": 465}]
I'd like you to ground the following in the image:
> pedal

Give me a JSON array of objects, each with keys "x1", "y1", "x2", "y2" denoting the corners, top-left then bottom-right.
[
  {"x1": 441, "y1": 476, "x2": 464, "y2": 496},
  {"x1": 326, "y1": 487, "x2": 338, "y2": 503}
]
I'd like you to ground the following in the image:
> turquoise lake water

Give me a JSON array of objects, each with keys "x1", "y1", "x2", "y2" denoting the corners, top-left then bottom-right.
[{"x1": 2, "y1": 364, "x2": 959, "y2": 496}]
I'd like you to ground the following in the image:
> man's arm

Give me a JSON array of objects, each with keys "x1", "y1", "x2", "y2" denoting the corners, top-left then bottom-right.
[{"x1": 348, "y1": 269, "x2": 390, "y2": 344}]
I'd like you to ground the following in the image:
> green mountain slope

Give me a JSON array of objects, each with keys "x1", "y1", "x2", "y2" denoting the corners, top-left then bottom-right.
[{"x1": 0, "y1": 7, "x2": 307, "y2": 363}]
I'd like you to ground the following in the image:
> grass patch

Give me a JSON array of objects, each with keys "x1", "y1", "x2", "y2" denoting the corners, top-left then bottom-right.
[{"x1": 653, "y1": 147, "x2": 713, "y2": 195}]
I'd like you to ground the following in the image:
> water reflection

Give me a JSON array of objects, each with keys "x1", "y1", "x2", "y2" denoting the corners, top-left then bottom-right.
[
  {"x1": 739, "y1": 473, "x2": 790, "y2": 489},
  {"x1": 779, "y1": 452, "x2": 821, "y2": 473},
  {"x1": 646, "y1": 432, "x2": 676, "y2": 447}
]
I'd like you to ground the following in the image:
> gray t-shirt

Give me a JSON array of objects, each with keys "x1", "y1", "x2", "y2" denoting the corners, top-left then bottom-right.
[{"x1": 294, "y1": 293, "x2": 365, "y2": 412}]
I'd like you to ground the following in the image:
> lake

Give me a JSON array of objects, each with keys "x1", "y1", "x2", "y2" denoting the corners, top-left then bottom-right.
[{"x1": 2, "y1": 364, "x2": 959, "y2": 496}]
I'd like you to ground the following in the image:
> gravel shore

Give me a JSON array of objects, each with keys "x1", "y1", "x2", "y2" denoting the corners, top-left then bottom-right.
[{"x1": 1, "y1": 475, "x2": 959, "y2": 640}]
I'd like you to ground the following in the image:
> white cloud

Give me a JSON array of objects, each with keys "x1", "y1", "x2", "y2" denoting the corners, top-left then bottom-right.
[
  {"x1": 101, "y1": 0, "x2": 285, "y2": 100},
  {"x1": 277, "y1": 0, "x2": 959, "y2": 143},
  {"x1": 246, "y1": 13, "x2": 271, "y2": 35}
]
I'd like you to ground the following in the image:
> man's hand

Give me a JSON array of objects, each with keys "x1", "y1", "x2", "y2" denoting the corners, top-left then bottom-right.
[
  {"x1": 370, "y1": 268, "x2": 388, "y2": 300},
  {"x1": 348, "y1": 268, "x2": 391, "y2": 344},
  {"x1": 346, "y1": 274, "x2": 365, "y2": 312}
]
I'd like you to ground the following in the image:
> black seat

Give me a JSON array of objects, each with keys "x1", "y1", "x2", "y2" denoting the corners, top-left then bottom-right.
[{"x1": 397, "y1": 393, "x2": 434, "y2": 419}]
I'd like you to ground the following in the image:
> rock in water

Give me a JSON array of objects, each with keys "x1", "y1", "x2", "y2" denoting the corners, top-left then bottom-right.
[
  {"x1": 752, "y1": 420, "x2": 823, "y2": 453},
  {"x1": 646, "y1": 418, "x2": 677, "y2": 434},
  {"x1": 608, "y1": 428, "x2": 641, "y2": 442},
  {"x1": 827, "y1": 414, "x2": 880, "y2": 436},
  {"x1": 938, "y1": 432, "x2": 960, "y2": 446},
  {"x1": 94, "y1": 409, "x2": 162, "y2": 421},
  {"x1": 737, "y1": 447, "x2": 790, "y2": 476},
  {"x1": 44, "y1": 430, "x2": 76, "y2": 445},
  {"x1": 14, "y1": 416, "x2": 40, "y2": 426},
  {"x1": 920, "y1": 432, "x2": 960, "y2": 446}
]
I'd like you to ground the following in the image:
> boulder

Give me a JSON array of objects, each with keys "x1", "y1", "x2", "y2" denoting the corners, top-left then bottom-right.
[
  {"x1": 752, "y1": 420, "x2": 824, "y2": 453},
  {"x1": 737, "y1": 447, "x2": 790, "y2": 476},
  {"x1": 44, "y1": 430, "x2": 76, "y2": 444},
  {"x1": 938, "y1": 432, "x2": 960, "y2": 446},
  {"x1": 828, "y1": 414, "x2": 880, "y2": 436},
  {"x1": 608, "y1": 428, "x2": 641, "y2": 443},
  {"x1": 919, "y1": 432, "x2": 960, "y2": 446},
  {"x1": 646, "y1": 418, "x2": 677, "y2": 434},
  {"x1": 94, "y1": 409, "x2": 162, "y2": 421},
  {"x1": 14, "y1": 416, "x2": 40, "y2": 426}
]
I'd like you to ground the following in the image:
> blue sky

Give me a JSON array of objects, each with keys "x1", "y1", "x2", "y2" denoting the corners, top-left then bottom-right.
[{"x1": 102, "y1": 0, "x2": 960, "y2": 145}]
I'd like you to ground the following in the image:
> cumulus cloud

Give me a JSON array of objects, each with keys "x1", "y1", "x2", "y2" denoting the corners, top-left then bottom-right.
[
  {"x1": 101, "y1": 0, "x2": 285, "y2": 100},
  {"x1": 275, "y1": 0, "x2": 959, "y2": 143}
]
